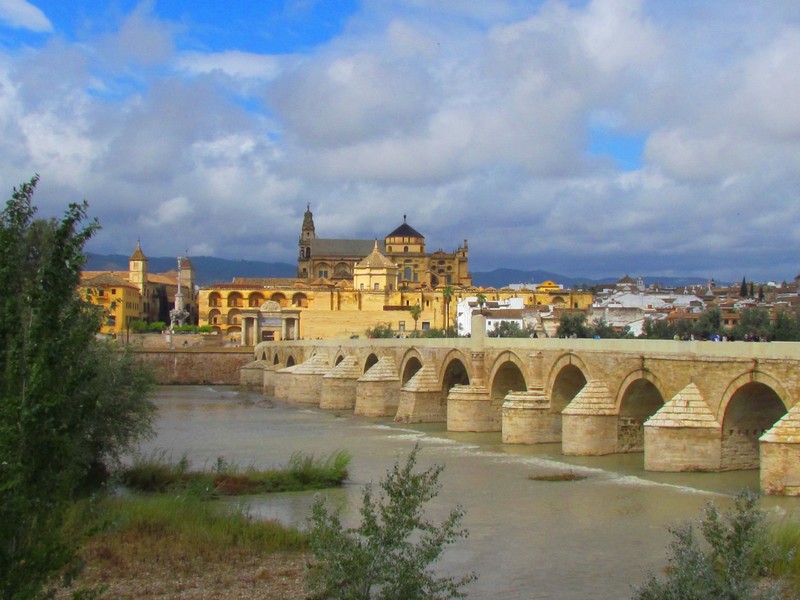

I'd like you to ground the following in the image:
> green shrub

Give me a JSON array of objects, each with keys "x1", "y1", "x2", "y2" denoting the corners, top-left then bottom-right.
[
  {"x1": 633, "y1": 491, "x2": 781, "y2": 600},
  {"x1": 308, "y1": 445, "x2": 476, "y2": 599}
]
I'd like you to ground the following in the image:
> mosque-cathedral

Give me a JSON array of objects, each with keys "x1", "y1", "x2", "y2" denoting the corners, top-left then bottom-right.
[{"x1": 196, "y1": 207, "x2": 593, "y2": 343}]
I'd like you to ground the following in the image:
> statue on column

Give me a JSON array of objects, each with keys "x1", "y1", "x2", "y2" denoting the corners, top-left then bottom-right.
[{"x1": 169, "y1": 256, "x2": 190, "y2": 331}]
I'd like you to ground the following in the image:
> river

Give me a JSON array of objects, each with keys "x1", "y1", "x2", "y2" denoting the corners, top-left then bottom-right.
[{"x1": 138, "y1": 386, "x2": 800, "y2": 599}]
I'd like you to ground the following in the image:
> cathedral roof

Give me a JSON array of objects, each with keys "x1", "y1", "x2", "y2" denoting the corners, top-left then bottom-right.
[
  {"x1": 387, "y1": 216, "x2": 424, "y2": 239},
  {"x1": 356, "y1": 241, "x2": 397, "y2": 269},
  {"x1": 311, "y1": 238, "x2": 384, "y2": 257}
]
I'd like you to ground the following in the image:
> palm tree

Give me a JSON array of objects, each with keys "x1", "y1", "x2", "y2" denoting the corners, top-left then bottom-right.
[
  {"x1": 442, "y1": 285, "x2": 454, "y2": 335},
  {"x1": 409, "y1": 303, "x2": 422, "y2": 331}
]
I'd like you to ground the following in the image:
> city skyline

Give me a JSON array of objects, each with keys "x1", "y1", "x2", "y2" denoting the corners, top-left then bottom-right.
[{"x1": 1, "y1": 1, "x2": 799, "y2": 283}]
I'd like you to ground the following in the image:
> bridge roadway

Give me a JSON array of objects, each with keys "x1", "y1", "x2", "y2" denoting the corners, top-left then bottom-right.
[{"x1": 244, "y1": 316, "x2": 800, "y2": 496}]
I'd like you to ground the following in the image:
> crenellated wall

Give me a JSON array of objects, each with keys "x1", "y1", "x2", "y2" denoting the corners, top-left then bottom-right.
[{"x1": 245, "y1": 317, "x2": 800, "y2": 495}]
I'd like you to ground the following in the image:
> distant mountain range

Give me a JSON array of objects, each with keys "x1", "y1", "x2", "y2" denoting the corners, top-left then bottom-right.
[{"x1": 85, "y1": 253, "x2": 711, "y2": 289}]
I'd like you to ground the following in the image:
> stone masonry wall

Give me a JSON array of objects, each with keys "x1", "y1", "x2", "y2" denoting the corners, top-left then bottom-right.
[{"x1": 134, "y1": 348, "x2": 252, "y2": 385}]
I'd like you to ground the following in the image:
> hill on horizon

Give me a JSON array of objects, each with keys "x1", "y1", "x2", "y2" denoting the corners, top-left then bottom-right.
[{"x1": 86, "y1": 253, "x2": 712, "y2": 289}]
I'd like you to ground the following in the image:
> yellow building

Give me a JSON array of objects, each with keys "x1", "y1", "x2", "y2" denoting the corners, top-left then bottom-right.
[
  {"x1": 80, "y1": 244, "x2": 196, "y2": 336},
  {"x1": 297, "y1": 206, "x2": 471, "y2": 289},
  {"x1": 199, "y1": 215, "x2": 593, "y2": 343}
]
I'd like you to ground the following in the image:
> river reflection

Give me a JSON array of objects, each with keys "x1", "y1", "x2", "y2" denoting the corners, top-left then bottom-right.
[{"x1": 138, "y1": 386, "x2": 800, "y2": 600}]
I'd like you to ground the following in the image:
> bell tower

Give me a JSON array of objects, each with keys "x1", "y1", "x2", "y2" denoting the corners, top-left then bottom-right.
[{"x1": 297, "y1": 203, "x2": 315, "y2": 279}]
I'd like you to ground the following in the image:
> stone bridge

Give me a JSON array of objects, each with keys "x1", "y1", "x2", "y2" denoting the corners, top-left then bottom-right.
[{"x1": 243, "y1": 316, "x2": 800, "y2": 495}]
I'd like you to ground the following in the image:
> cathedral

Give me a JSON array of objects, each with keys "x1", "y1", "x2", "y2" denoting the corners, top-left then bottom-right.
[{"x1": 296, "y1": 205, "x2": 472, "y2": 289}]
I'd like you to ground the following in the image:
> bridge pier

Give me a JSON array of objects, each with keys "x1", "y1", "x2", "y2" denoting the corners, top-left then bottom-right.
[
  {"x1": 502, "y1": 352, "x2": 560, "y2": 443},
  {"x1": 273, "y1": 365, "x2": 298, "y2": 401},
  {"x1": 761, "y1": 403, "x2": 800, "y2": 496},
  {"x1": 320, "y1": 356, "x2": 360, "y2": 410},
  {"x1": 502, "y1": 390, "x2": 558, "y2": 443},
  {"x1": 395, "y1": 364, "x2": 445, "y2": 423},
  {"x1": 562, "y1": 380, "x2": 618, "y2": 455},
  {"x1": 285, "y1": 354, "x2": 329, "y2": 406},
  {"x1": 446, "y1": 384, "x2": 495, "y2": 431},
  {"x1": 355, "y1": 355, "x2": 401, "y2": 417},
  {"x1": 644, "y1": 383, "x2": 722, "y2": 471}
]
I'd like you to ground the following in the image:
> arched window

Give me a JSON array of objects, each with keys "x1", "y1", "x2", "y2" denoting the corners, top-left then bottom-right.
[{"x1": 404, "y1": 246, "x2": 408, "y2": 253}]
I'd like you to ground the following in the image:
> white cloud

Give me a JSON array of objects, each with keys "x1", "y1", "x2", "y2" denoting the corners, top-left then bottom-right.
[
  {"x1": 1, "y1": 1, "x2": 799, "y2": 283},
  {"x1": 141, "y1": 196, "x2": 192, "y2": 227},
  {"x1": 0, "y1": 0, "x2": 51, "y2": 32}
]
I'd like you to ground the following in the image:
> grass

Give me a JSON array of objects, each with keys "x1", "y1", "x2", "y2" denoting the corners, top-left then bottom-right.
[
  {"x1": 49, "y1": 493, "x2": 310, "y2": 599},
  {"x1": 120, "y1": 449, "x2": 351, "y2": 496},
  {"x1": 766, "y1": 517, "x2": 800, "y2": 588}
]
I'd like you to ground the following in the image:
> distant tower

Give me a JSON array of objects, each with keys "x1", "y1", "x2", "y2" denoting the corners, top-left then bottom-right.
[
  {"x1": 297, "y1": 203, "x2": 315, "y2": 279},
  {"x1": 128, "y1": 242, "x2": 148, "y2": 294}
]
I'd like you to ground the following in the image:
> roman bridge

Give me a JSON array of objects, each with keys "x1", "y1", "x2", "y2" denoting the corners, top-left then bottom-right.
[{"x1": 242, "y1": 317, "x2": 800, "y2": 495}]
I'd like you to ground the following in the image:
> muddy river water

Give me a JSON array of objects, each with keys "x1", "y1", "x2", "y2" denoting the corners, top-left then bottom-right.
[{"x1": 138, "y1": 386, "x2": 800, "y2": 599}]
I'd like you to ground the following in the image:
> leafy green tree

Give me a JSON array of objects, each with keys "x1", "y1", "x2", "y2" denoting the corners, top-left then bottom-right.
[
  {"x1": 771, "y1": 310, "x2": 800, "y2": 342},
  {"x1": 640, "y1": 317, "x2": 676, "y2": 340},
  {"x1": 308, "y1": 445, "x2": 476, "y2": 599},
  {"x1": 591, "y1": 317, "x2": 621, "y2": 338},
  {"x1": 732, "y1": 308, "x2": 771, "y2": 341},
  {"x1": 366, "y1": 323, "x2": 394, "y2": 338},
  {"x1": 0, "y1": 177, "x2": 155, "y2": 598},
  {"x1": 693, "y1": 307, "x2": 723, "y2": 340},
  {"x1": 487, "y1": 321, "x2": 535, "y2": 338},
  {"x1": 633, "y1": 491, "x2": 779, "y2": 600},
  {"x1": 556, "y1": 311, "x2": 591, "y2": 338}
]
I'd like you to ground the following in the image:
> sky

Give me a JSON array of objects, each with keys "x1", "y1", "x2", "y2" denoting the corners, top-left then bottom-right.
[{"x1": 1, "y1": 0, "x2": 799, "y2": 283}]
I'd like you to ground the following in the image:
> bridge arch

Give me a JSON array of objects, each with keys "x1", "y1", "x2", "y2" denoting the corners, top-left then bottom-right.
[
  {"x1": 285, "y1": 355, "x2": 296, "y2": 367},
  {"x1": 333, "y1": 352, "x2": 345, "y2": 366},
  {"x1": 440, "y1": 349, "x2": 471, "y2": 397},
  {"x1": 400, "y1": 349, "x2": 425, "y2": 385},
  {"x1": 547, "y1": 353, "x2": 589, "y2": 413},
  {"x1": 363, "y1": 353, "x2": 379, "y2": 374},
  {"x1": 273, "y1": 352, "x2": 280, "y2": 366},
  {"x1": 616, "y1": 369, "x2": 666, "y2": 453},
  {"x1": 718, "y1": 371, "x2": 789, "y2": 470},
  {"x1": 488, "y1": 351, "x2": 528, "y2": 402}
]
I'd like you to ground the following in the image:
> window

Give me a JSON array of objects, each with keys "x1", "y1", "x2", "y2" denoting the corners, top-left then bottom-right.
[
  {"x1": 398, "y1": 321, "x2": 406, "y2": 331},
  {"x1": 318, "y1": 269, "x2": 329, "y2": 278},
  {"x1": 404, "y1": 267, "x2": 412, "y2": 280},
  {"x1": 373, "y1": 283, "x2": 380, "y2": 291},
  {"x1": 111, "y1": 288, "x2": 116, "y2": 294},
  {"x1": 422, "y1": 322, "x2": 430, "y2": 330},
  {"x1": 360, "y1": 283, "x2": 365, "y2": 290},
  {"x1": 404, "y1": 246, "x2": 408, "y2": 252}
]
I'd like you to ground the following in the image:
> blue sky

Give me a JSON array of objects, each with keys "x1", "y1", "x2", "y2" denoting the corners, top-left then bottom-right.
[{"x1": 1, "y1": 0, "x2": 799, "y2": 283}]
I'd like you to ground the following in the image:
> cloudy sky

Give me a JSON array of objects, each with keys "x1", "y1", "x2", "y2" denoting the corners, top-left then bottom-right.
[{"x1": 1, "y1": 1, "x2": 799, "y2": 283}]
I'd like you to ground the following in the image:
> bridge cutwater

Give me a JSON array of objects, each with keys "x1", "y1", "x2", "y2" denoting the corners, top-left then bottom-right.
[{"x1": 242, "y1": 315, "x2": 800, "y2": 496}]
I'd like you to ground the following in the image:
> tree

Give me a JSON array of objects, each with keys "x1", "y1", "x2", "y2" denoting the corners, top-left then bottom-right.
[
  {"x1": 409, "y1": 303, "x2": 422, "y2": 330},
  {"x1": 633, "y1": 491, "x2": 780, "y2": 600},
  {"x1": 0, "y1": 177, "x2": 155, "y2": 598},
  {"x1": 487, "y1": 321, "x2": 535, "y2": 338},
  {"x1": 556, "y1": 311, "x2": 590, "y2": 338},
  {"x1": 740, "y1": 277, "x2": 748, "y2": 298},
  {"x1": 693, "y1": 307, "x2": 723, "y2": 340},
  {"x1": 640, "y1": 317, "x2": 675, "y2": 340},
  {"x1": 771, "y1": 310, "x2": 799, "y2": 341},
  {"x1": 442, "y1": 285, "x2": 454, "y2": 335},
  {"x1": 308, "y1": 445, "x2": 476, "y2": 599},
  {"x1": 732, "y1": 308, "x2": 771, "y2": 341}
]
